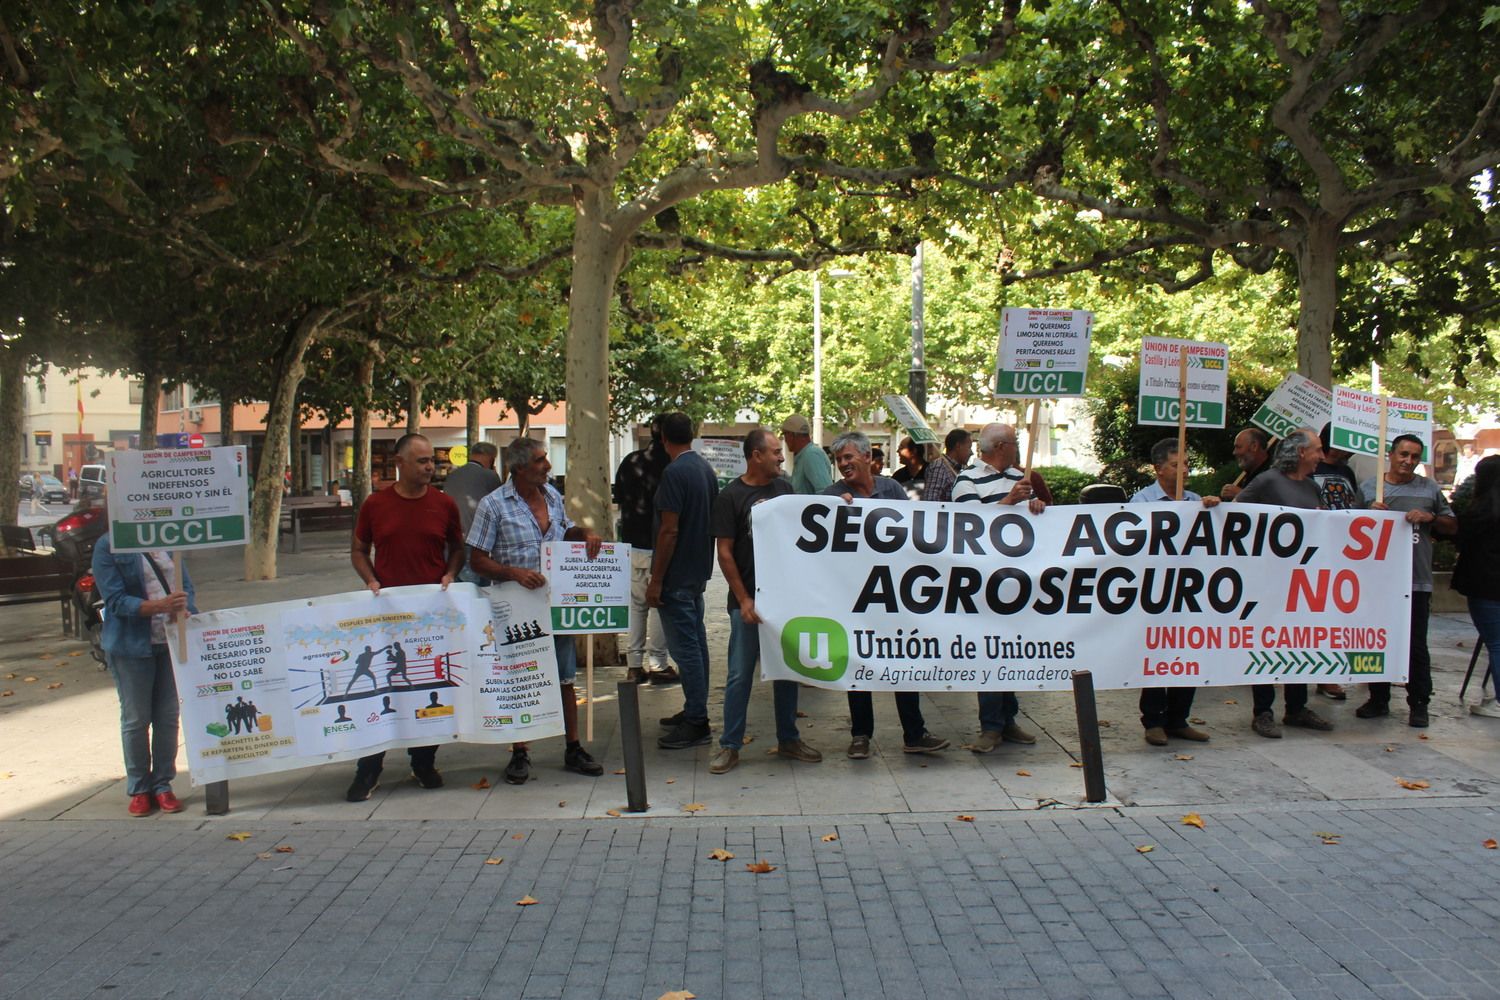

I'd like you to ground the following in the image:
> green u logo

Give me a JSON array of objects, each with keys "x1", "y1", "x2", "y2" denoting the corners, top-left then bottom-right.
[{"x1": 780, "y1": 617, "x2": 849, "y2": 682}]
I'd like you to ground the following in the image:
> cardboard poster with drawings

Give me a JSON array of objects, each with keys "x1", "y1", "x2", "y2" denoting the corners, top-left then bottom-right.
[{"x1": 470, "y1": 582, "x2": 567, "y2": 741}]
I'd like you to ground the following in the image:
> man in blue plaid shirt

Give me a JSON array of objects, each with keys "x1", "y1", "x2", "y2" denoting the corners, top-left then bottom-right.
[{"x1": 468, "y1": 437, "x2": 605, "y2": 785}]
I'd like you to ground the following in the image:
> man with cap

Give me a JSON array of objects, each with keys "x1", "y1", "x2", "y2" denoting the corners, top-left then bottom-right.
[{"x1": 782, "y1": 414, "x2": 834, "y2": 495}]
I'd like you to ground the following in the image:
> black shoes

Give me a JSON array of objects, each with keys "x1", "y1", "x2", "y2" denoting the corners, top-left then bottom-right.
[
  {"x1": 412, "y1": 765, "x2": 443, "y2": 789},
  {"x1": 1355, "y1": 700, "x2": 1390, "y2": 719},
  {"x1": 1409, "y1": 705, "x2": 1430, "y2": 728},
  {"x1": 565, "y1": 745, "x2": 604, "y2": 776},
  {"x1": 346, "y1": 772, "x2": 380, "y2": 802},
  {"x1": 658, "y1": 720, "x2": 712, "y2": 749},
  {"x1": 504, "y1": 749, "x2": 531, "y2": 785}
]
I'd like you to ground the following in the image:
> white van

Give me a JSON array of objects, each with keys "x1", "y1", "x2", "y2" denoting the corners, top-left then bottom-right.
[{"x1": 78, "y1": 464, "x2": 107, "y2": 498}]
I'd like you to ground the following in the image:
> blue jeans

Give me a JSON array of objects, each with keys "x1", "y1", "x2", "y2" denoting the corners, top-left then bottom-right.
[
  {"x1": 978, "y1": 691, "x2": 1020, "y2": 732},
  {"x1": 720, "y1": 608, "x2": 800, "y2": 750},
  {"x1": 658, "y1": 585, "x2": 710, "y2": 724},
  {"x1": 1469, "y1": 597, "x2": 1500, "y2": 695},
  {"x1": 107, "y1": 645, "x2": 179, "y2": 796}
]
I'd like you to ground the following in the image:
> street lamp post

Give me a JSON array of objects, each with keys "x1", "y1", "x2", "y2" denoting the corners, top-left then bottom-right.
[
  {"x1": 812, "y1": 268, "x2": 855, "y2": 448},
  {"x1": 909, "y1": 241, "x2": 927, "y2": 415}
]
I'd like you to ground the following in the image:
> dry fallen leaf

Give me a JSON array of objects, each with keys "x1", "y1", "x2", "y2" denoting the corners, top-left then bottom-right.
[
  {"x1": 45, "y1": 682, "x2": 62, "y2": 690},
  {"x1": 682, "y1": 803, "x2": 706, "y2": 813},
  {"x1": 1384, "y1": 746, "x2": 1397, "y2": 753},
  {"x1": 1068, "y1": 762, "x2": 1083, "y2": 769},
  {"x1": 275, "y1": 845, "x2": 295, "y2": 854},
  {"x1": 1313, "y1": 831, "x2": 1339, "y2": 838},
  {"x1": 1181, "y1": 813, "x2": 1206, "y2": 830},
  {"x1": 745, "y1": 860, "x2": 777, "y2": 873},
  {"x1": 1, "y1": 691, "x2": 13, "y2": 698},
  {"x1": 956, "y1": 814, "x2": 975, "y2": 823},
  {"x1": 821, "y1": 834, "x2": 838, "y2": 843},
  {"x1": 742, "y1": 735, "x2": 754, "y2": 745},
  {"x1": 1223, "y1": 699, "x2": 1237, "y2": 705},
  {"x1": 484, "y1": 858, "x2": 504, "y2": 865},
  {"x1": 1189, "y1": 717, "x2": 1207, "y2": 725},
  {"x1": 1418, "y1": 734, "x2": 1430, "y2": 741},
  {"x1": 1320, "y1": 837, "x2": 1342, "y2": 846},
  {"x1": 1097, "y1": 720, "x2": 1111, "y2": 728},
  {"x1": 512, "y1": 834, "x2": 525, "y2": 840},
  {"x1": 605, "y1": 809, "x2": 622, "y2": 818},
  {"x1": 613, "y1": 769, "x2": 627, "y2": 775},
  {"x1": 22, "y1": 676, "x2": 37, "y2": 683},
  {"x1": 37, "y1": 653, "x2": 52, "y2": 660},
  {"x1": 1015, "y1": 769, "x2": 1032, "y2": 777},
  {"x1": 1395, "y1": 778, "x2": 1431, "y2": 790},
  {"x1": 1173, "y1": 754, "x2": 1194, "y2": 761},
  {"x1": 255, "y1": 852, "x2": 273, "y2": 860},
  {"x1": 1136, "y1": 845, "x2": 1154, "y2": 854},
  {"x1": 658, "y1": 992, "x2": 696, "y2": 1000},
  {"x1": 68, "y1": 651, "x2": 82, "y2": 657},
  {"x1": 3, "y1": 673, "x2": 14, "y2": 679},
  {"x1": 225, "y1": 832, "x2": 253, "y2": 842},
  {"x1": 1483, "y1": 839, "x2": 1497, "y2": 850},
  {"x1": 516, "y1": 896, "x2": 539, "y2": 906},
  {"x1": 472, "y1": 776, "x2": 491, "y2": 789},
  {"x1": 665, "y1": 778, "x2": 676, "y2": 784},
  {"x1": 795, "y1": 710, "x2": 808, "y2": 718},
  {"x1": 708, "y1": 848, "x2": 735, "y2": 861},
  {"x1": 558, "y1": 800, "x2": 567, "y2": 808}
]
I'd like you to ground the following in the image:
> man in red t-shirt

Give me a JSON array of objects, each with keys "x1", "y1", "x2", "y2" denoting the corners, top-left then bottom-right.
[{"x1": 346, "y1": 433, "x2": 464, "y2": 802}]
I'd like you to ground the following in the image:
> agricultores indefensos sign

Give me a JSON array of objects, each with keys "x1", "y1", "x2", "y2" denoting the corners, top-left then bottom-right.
[
  {"x1": 108, "y1": 446, "x2": 249, "y2": 552},
  {"x1": 751, "y1": 495, "x2": 1411, "y2": 692}
]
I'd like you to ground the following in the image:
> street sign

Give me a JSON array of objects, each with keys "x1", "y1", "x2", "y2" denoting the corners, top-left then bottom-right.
[
  {"x1": 1249, "y1": 373, "x2": 1331, "y2": 440},
  {"x1": 881, "y1": 394, "x2": 938, "y2": 446},
  {"x1": 107, "y1": 446, "x2": 250, "y2": 552},
  {"x1": 187, "y1": 432, "x2": 206, "y2": 449},
  {"x1": 1330, "y1": 386, "x2": 1433, "y2": 460},
  {"x1": 1136, "y1": 337, "x2": 1230, "y2": 428},
  {"x1": 992, "y1": 308, "x2": 1094, "y2": 398},
  {"x1": 543, "y1": 541, "x2": 630, "y2": 633}
]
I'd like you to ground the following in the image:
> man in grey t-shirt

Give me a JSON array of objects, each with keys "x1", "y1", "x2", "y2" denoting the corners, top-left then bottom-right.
[{"x1": 1355, "y1": 434, "x2": 1456, "y2": 728}]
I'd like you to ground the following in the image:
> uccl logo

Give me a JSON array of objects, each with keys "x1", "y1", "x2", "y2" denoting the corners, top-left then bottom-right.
[
  {"x1": 1346, "y1": 651, "x2": 1385, "y2": 675},
  {"x1": 780, "y1": 617, "x2": 849, "y2": 682}
]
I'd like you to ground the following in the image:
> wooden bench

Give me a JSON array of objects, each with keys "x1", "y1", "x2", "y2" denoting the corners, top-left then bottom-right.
[
  {"x1": 278, "y1": 496, "x2": 355, "y2": 553},
  {"x1": 0, "y1": 549, "x2": 71, "y2": 634}
]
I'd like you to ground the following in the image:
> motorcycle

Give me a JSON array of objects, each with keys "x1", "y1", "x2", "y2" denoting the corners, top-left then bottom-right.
[
  {"x1": 72, "y1": 567, "x2": 106, "y2": 665},
  {"x1": 50, "y1": 501, "x2": 108, "y2": 666}
]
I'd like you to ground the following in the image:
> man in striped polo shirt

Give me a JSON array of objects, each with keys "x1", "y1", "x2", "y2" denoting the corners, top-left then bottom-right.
[{"x1": 952, "y1": 423, "x2": 1048, "y2": 754}]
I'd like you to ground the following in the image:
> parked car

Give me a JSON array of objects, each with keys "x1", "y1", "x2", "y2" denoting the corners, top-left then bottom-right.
[
  {"x1": 78, "y1": 463, "x2": 107, "y2": 498},
  {"x1": 19, "y1": 473, "x2": 69, "y2": 503}
]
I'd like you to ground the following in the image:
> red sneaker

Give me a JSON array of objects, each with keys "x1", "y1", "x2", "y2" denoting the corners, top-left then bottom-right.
[
  {"x1": 155, "y1": 790, "x2": 184, "y2": 814},
  {"x1": 128, "y1": 793, "x2": 154, "y2": 817}
]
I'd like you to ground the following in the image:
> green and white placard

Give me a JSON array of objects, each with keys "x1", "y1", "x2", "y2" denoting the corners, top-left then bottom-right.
[
  {"x1": 992, "y1": 308, "x2": 1094, "y2": 398},
  {"x1": 543, "y1": 541, "x2": 631, "y2": 633},
  {"x1": 881, "y1": 394, "x2": 938, "y2": 446},
  {"x1": 108, "y1": 446, "x2": 250, "y2": 552},
  {"x1": 1137, "y1": 337, "x2": 1229, "y2": 428},
  {"x1": 1250, "y1": 373, "x2": 1332, "y2": 440},
  {"x1": 1330, "y1": 386, "x2": 1433, "y2": 460}
]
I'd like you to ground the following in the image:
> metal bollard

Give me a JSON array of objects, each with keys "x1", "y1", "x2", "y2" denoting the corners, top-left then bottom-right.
[
  {"x1": 616, "y1": 681, "x2": 650, "y2": 812},
  {"x1": 1070, "y1": 670, "x2": 1107, "y2": 803},
  {"x1": 205, "y1": 780, "x2": 229, "y2": 815}
]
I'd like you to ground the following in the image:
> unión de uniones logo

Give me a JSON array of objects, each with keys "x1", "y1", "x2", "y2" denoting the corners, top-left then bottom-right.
[{"x1": 780, "y1": 617, "x2": 849, "y2": 682}]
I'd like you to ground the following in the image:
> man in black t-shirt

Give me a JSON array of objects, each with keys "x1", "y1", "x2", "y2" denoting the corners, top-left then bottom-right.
[
  {"x1": 707, "y1": 428, "x2": 823, "y2": 775},
  {"x1": 612, "y1": 417, "x2": 675, "y2": 684}
]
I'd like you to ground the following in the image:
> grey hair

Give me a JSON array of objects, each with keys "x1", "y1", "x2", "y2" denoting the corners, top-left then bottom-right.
[
  {"x1": 976, "y1": 422, "x2": 1016, "y2": 457},
  {"x1": 504, "y1": 437, "x2": 547, "y2": 474},
  {"x1": 1272, "y1": 431, "x2": 1315, "y2": 472},
  {"x1": 829, "y1": 430, "x2": 871, "y2": 457},
  {"x1": 470, "y1": 441, "x2": 498, "y2": 460},
  {"x1": 1149, "y1": 437, "x2": 1181, "y2": 468}
]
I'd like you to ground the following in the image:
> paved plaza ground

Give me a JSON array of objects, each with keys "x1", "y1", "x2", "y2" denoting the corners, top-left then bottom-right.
[{"x1": 3, "y1": 533, "x2": 1499, "y2": 999}]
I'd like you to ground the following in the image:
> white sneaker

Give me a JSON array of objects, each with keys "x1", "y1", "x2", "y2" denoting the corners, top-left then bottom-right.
[{"x1": 1469, "y1": 697, "x2": 1500, "y2": 718}]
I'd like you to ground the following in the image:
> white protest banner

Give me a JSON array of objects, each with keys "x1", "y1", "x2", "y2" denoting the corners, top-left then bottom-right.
[
  {"x1": 1330, "y1": 386, "x2": 1434, "y2": 460},
  {"x1": 881, "y1": 395, "x2": 938, "y2": 446},
  {"x1": 1137, "y1": 338, "x2": 1229, "y2": 428},
  {"x1": 174, "y1": 583, "x2": 564, "y2": 784},
  {"x1": 693, "y1": 438, "x2": 746, "y2": 487},
  {"x1": 993, "y1": 308, "x2": 1094, "y2": 397},
  {"x1": 753, "y1": 496, "x2": 1410, "y2": 692},
  {"x1": 1250, "y1": 373, "x2": 1332, "y2": 441},
  {"x1": 544, "y1": 541, "x2": 631, "y2": 633},
  {"x1": 108, "y1": 446, "x2": 249, "y2": 552},
  {"x1": 478, "y1": 582, "x2": 568, "y2": 740}
]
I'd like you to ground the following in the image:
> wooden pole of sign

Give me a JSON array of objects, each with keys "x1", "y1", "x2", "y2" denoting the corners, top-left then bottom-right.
[
  {"x1": 1022, "y1": 399, "x2": 1041, "y2": 480},
  {"x1": 1175, "y1": 346, "x2": 1189, "y2": 500},
  {"x1": 586, "y1": 638, "x2": 594, "y2": 742},
  {"x1": 1375, "y1": 398, "x2": 1389, "y2": 506}
]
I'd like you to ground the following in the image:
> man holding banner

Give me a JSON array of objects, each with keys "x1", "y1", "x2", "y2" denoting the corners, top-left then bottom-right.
[
  {"x1": 823, "y1": 430, "x2": 950, "y2": 757},
  {"x1": 1219, "y1": 428, "x2": 1272, "y2": 502},
  {"x1": 347, "y1": 433, "x2": 465, "y2": 801},
  {"x1": 469, "y1": 438, "x2": 606, "y2": 783},
  {"x1": 708, "y1": 428, "x2": 822, "y2": 774},
  {"x1": 1234, "y1": 429, "x2": 1335, "y2": 738},
  {"x1": 953, "y1": 424, "x2": 1044, "y2": 753},
  {"x1": 1356, "y1": 434, "x2": 1454, "y2": 728}
]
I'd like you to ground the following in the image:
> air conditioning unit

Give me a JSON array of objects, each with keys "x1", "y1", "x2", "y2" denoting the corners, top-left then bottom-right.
[{"x1": 188, "y1": 407, "x2": 204, "y2": 422}]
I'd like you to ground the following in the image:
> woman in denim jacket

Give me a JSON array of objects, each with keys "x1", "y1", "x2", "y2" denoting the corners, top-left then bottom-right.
[{"x1": 92, "y1": 534, "x2": 197, "y2": 817}]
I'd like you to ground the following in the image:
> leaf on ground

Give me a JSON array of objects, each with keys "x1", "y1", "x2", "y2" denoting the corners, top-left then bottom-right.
[
  {"x1": 22, "y1": 676, "x2": 37, "y2": 683},
  {"x1": 1484, "y1": 839, "x2": 1498, "y2": 850},
  {"x1": 3, "y1": 673, "x2": 15, "y2": 679},
  {"x1": 682, "y1": 803, "x2": 706, "y2": 813},
  {"x1": 745, "y1": 860, "x2": 777, "y2": 873},
  {"x1": 484, "y1": 858, "x2": 504, "y2": 865},
  {"x1": 605, "y1": 809, "x2": 622, "y2": 818},
  {"x1": 68, "y1": 651, "x2": 82, "y2": 657},
  {"x1": 1068, "y1": 762, "x2": 1083, "y2": 769},
  {"x1": 956, "y1": 814, "x2": 975, "y2": 822},
  {"x1": 38, "y1": 653, "x2": 52, "y2": 659},
  {"x1": 1189, "y1": 718, "x2": 1207, "y2": 725},
  {"x1": 821, "y1": 834, "x2": 838, "y2": 843},
  {"x1": 558, "y1": 800, "x2": 566, "y2": 807},
  {"x1": 742, "y1": 735, "x2": 754, "y2": 744},
  {"x1": 1097, "y1": 720, "x2": 1111, "y2": 728},
  {"x1": 1312, "y1": 831, "x2": 1339, "y2": 839},
  {"x1": 512, "y1": 834, "x2": 525, "y2": 840},
  {"x1": 515, "y1": 895, "x2": 539, "y2": 906},
  {"x1": 1136, "y1": 845, "x2": 1154, "y2": 854},
  {"x1": 1223, "y1": 699, "x2": 1237, "y2": 705},
  {"x1": 708, "y1": 848, "x2": 735, "y2": 861},
  {"x1": 1, "y1": 691, "x2": 13, "y2": 698},
  {"x1": 1395, "y1": 778, "x2": 1430, "y2": 790},
  {"x1": 1320, "y1": 837, "x2": 1342, "y2": 845},
  {"x1": 795, "y1": 711, "x2": 808, "y2": 718},
  {"x1": 225, "y1": 832, "x2": 253, "y2": 841},
  {"x1": 255, "y1": 852, "x2": 273, "y2": 860},
  {"x1": 46, "y1": 682, "x2": 62, "y2": 690},
  {"x1": 472, "y1": 776, "x2": 491, "y2": 789},
  {"x1": 1417, "y1": 734, "x2": 1430, "y2": 741},
  {"x1": 658, "y1": 992, "x2": 696, "y2": 1000},
  {"x1": 1181, "y1": 813, "x2": 1206, "y2": 829},
  {"x1": 1173, "y1": 754, "x2": 1194, "y2": 761},
  {"x1": 1384, "y1": 746, "x2": 1397, "y2": 753},
  {"x1": 613, "y1": 769, "x2": 626, "y2": 775},
  {"x1": 665, "y1": 778, "x2": 676, "y2": 784},
  {"x1": 1015, "y1": 769, "x2": 1032, "y2": 777},
  {"x1": 275, "y1": 845, "x2": 295, "y2": 854}
]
